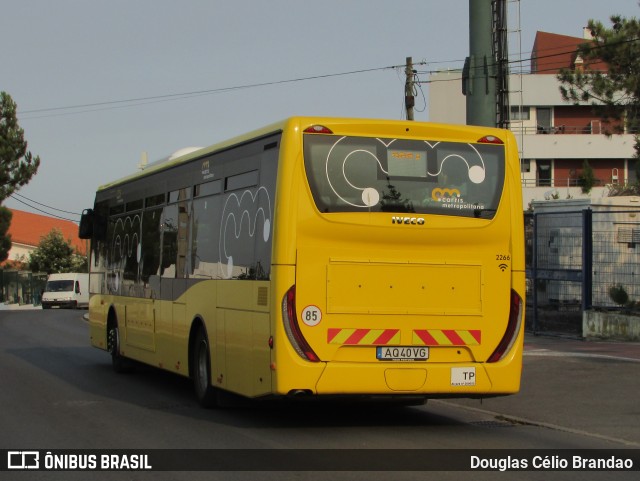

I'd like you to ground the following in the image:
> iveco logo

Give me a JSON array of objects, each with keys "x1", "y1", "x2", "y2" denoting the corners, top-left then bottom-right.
[{"x1": 392, "y1": 216, "x2": 425, "y2": 225}]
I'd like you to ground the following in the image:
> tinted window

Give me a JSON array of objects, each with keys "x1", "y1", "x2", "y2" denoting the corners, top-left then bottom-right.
[
  {"x1": 107, "y1": 213, "x2": 142, "y2": 295},
  {"x1": 141, "y1": 208, "x2": 162, "y2": 289},
  {"x1": 190, "y1": 195, "x2": 223, "y2": 278},
  {"x1": 303, "y1": 135, "x2": 505, "y2": 219}
]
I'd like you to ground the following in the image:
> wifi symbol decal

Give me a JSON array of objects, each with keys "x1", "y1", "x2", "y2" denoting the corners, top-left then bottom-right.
[{"x1": 498, "y1": 264, "x2": 508, "y2": 272}]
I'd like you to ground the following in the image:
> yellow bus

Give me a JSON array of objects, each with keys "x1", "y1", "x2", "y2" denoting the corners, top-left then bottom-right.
[{"x1": 79, "y1": 117, "x2": 525, "y2": 407}]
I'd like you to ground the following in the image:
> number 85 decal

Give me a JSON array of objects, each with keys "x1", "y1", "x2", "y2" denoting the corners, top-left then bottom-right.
[{"x1": 301, "y1": 305, "x2": 322, "y2": 326}]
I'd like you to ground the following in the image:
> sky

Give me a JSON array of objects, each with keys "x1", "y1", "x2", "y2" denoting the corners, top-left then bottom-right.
[{"x1": 2, "y1": 0, "x2": 639, "y2": 223}]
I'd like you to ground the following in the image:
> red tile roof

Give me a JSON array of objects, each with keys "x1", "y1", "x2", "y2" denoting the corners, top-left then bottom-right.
[
  {"x1": 531, "y1": 31, "x2": 608, "y2": 74},
  {"x1": 5, "y1": 209, "x2": 87, "y2": 255}
]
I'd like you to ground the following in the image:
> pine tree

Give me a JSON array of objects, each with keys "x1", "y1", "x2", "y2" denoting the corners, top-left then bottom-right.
[
  {"x1": 0, "y1": 92, "x2": 40, "y2": 202},
  {"x1": 0, "y1": 91, "x2": 41, "y2": 260},
  {"x1": 558, "y1": 14, "x2": 640, "y2": 161},
  {"x1": 0, "y1": 207, "x2": 12, "y2": 263}
]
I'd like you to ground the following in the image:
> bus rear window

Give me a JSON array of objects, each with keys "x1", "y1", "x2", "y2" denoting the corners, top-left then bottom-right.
[{"x1": 303, "y1": 135, "x2": 505, "y2": 219}]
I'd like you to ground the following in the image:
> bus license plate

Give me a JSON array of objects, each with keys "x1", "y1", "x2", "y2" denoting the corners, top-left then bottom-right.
[{"x1": 376, "y1": 346, "x2": 429, "y2": 361}]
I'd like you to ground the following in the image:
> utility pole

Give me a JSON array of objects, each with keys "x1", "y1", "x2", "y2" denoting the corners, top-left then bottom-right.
[
  {"x1": 463, "y1": 0, "x2": 495, "y2": 127},
  {"x1": 405, "y1": 57, "x2": 415, "y2": 121}
]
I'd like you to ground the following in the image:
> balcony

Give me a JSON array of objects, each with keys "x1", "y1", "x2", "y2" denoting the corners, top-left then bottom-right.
[
  {"x1": 511, "y1": 123, "x2": 638, "y2": 136},
  {"x1": 521, "y1": 177, "x2": 609, "y2": 188}
]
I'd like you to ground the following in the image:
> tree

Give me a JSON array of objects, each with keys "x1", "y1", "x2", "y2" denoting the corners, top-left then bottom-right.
[
  {"x1": 609, "y1": 284, "x2": 629, "y2": 307},
  {"x1": 557, "y1": 13, "x2": 640, "y2": 161},
  {"x1": 0, "y1": 91, "x2": 41, "y2": 202},
  {"x1": 0, "y1": 207, "x2": 11, "y2": 263},
  {"x1": 1, "y1": 91, "x2": 41, "y2": 259},
  {"x1": 27, "y1": 229, "x2": 87, "y2": 274},
  {"x1": 578, "y1": 159, "x2": 596, "y2": 194}
]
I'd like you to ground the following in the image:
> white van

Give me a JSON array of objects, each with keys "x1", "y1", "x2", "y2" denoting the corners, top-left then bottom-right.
[{"x1": 41, "y1": 273, "x2": 90, "y2": 309}]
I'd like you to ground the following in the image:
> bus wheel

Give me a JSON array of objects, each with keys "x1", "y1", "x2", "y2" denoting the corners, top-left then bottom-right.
[
  {"x1": 193, "y1": 328, "x2": 219, "y2": 408},
  {"x1": 107, "y1": 320, "x2": 133, "y2": 374}
]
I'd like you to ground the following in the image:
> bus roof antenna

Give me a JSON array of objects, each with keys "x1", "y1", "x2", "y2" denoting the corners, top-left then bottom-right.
[{"x1": 138, "y1": 151, "x2": 148, "y2": 171}]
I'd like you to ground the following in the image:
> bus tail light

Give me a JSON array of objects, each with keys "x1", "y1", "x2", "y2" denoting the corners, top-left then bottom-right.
[
  {"x1": 487, "y1": 290, "x2": 523, "y2": 363},
  {"x1": 477, "y1": 135, "x2": 504, "y2": 144},
  {"x1": 282, "y1": 285, "x2": 320, "y2": 362},
  {"x1": 303, "y1": 125, "x2": 333, "y2": 134}
]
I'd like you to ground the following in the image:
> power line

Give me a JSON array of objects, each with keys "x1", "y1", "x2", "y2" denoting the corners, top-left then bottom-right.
[
  {"x1": 19, "y1": 64, "x2": 424, "y2": 119},
  {"x1": 9, "y1": 194, "x2": 80, "y2": 223},
  {"x1": 11, "y1": 193, "x2": 81, "y2": 216}
]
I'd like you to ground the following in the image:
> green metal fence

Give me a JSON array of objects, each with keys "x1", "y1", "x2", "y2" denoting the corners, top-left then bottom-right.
[
  {"x1": 526, "y1": 208, "x2": 640, "y2": 337},
  {"x1": 0, "y1": 270, "x2": 48, "y2": 306}
]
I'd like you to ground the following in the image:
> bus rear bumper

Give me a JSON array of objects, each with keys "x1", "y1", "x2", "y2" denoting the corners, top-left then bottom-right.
[{"x1": 313, "y1": 360, "x2": 521, "y2": 397}]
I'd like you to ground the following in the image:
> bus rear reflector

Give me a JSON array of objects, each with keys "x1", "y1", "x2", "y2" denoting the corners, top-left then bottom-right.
[
  {"x1": 282, "y1": 285, "x2": 320, "y2": 362},
  {"x1": 477, "y1": 135, "x2": 504, "y2": 145},
  {"x1": 303, "y1": 125, "x2": 333, "y2": 134},
  {"x1": 487, "y1": 290, "x2": 523, "y2": 363}
]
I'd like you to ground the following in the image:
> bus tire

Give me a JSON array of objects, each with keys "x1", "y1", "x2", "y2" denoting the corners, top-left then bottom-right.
[
  {"x1": 107, "y1": 316, "x2": 133, "y2": 374},
  {"x1": 193, "y1": 327, "x2": 219, "y2": 408}
]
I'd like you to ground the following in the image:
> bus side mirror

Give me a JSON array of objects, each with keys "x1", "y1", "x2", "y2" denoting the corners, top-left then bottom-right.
[
  {"x1": 79, "y1": 209, "x2": 107, "y2": 241},
  {"x1": 79, "y1": 209, "x2": 94, "y2": 239}
]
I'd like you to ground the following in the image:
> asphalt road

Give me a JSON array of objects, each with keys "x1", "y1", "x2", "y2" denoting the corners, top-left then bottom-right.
[{"x1": 0, "y1": 308, "x2": 638, "y2": 480}]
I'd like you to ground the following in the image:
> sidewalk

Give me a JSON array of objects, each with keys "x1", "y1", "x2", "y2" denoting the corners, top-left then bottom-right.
[
  {"x1": 0, "y1": 303, "x2": 42, "y2": 311},
  {"x1": 524, "y1": 332, "x2": 640, "y2": 361}
]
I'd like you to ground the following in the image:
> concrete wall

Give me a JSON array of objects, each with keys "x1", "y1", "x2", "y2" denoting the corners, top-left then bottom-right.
[{"x1": 583, "y1": 310, "x2": 640, "y2": 341}]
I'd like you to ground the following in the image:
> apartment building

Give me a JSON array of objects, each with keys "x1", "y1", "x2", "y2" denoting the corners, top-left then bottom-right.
[{"x1": 428, "y1": 29, "x2": 637, "y2": 209}]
